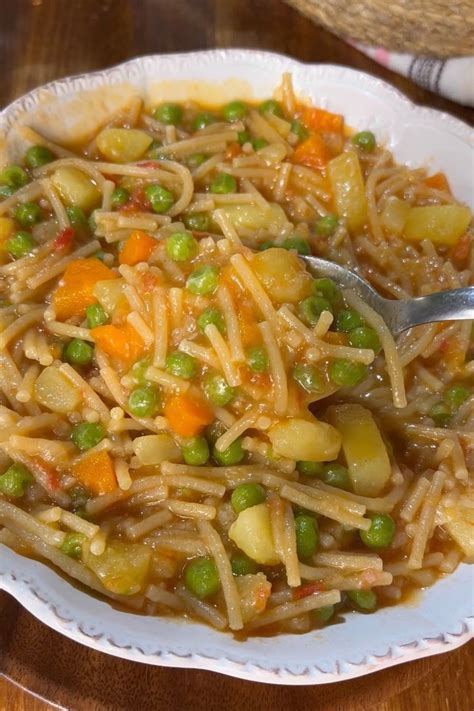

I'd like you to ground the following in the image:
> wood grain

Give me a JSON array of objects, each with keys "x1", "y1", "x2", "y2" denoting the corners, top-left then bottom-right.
[{"x1": 0, "y1": 1, "x2": 473, "y2": 709}]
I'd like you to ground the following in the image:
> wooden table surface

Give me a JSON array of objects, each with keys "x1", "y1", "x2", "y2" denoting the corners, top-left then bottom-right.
[{"x1": 0, "y1": 1, "x2": 473, "y2": 709}]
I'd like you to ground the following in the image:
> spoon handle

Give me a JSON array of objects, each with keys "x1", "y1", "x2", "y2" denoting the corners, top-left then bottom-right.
[{"x1": 394, "y1": 287, "x2": 474, "y2": 333}]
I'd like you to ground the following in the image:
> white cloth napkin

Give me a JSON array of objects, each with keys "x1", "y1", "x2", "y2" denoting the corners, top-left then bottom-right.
[{"x1": 354, "y1": 44, "x2": 474, "y2": 108}]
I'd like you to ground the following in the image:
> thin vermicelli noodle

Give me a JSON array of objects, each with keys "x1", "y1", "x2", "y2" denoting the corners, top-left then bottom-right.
[{"x1": 0, "y1": 75, "x2": 472, "y2": 635}]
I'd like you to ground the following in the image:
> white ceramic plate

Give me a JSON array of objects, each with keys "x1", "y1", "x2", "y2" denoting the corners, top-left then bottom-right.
[{"x1": 0, "y1": 50, "x2": 473, "y2": 685}]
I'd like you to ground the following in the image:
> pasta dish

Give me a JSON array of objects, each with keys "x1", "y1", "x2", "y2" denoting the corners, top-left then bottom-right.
[{"x1": 0, "y1": 75, "x2": 472, "y2": 635}]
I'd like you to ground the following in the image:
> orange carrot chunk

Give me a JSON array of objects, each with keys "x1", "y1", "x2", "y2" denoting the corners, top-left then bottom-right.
[
  {"x1": 52, "y1": 258, "x2": 116, "y2": 320},
  {"x1": 72, "y1": 449, "x2": 117, "y2": 495},
  {"x1": 91, "y1": 322, "x2": 145, "y2": 365},
  {"x1": 424, "y1": 172, "x2": 451, "y2": 193},
  {"x1": 301, "y1": 107, "x2": 344, "y2": 134},
  {"x1": 164, "y1": 394, "x2": 214, "y2": 437},
  {"x1": 292, "y1": 135, "x2": 331, "y2": 170},
  {"x1": 119, "y1": 230, "x2": 157, "y2": 266}
]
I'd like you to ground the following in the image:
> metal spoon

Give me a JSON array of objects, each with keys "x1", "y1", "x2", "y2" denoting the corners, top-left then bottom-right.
[{"x1": 301, "y1": 255, "x2": 474, "y2": 336}]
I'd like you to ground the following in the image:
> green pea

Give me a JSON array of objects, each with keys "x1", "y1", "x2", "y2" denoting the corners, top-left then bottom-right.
[
  {"x1": 295, "y1": 514, "x2": 319, "y2": 559},
  {"x1": 360, "y1": 513, "x2": 396, "y2": 549},
  {"x1": 183, "y1": 212, "x2": 210, "y2": 232},
  {"x1": 165, "y1": 351, "x2": 196, "y2": 379},
  {"x1": 290, "y1": 120, "x2": 309, "y2": 141},
  {"x1": 184, "y1": 556, "x2": 220, "y2": 598},
  {"x1": 0, "y1": 185, "x2": 15, "y2": 200},
  {"x1": 444, "y1": 384, "x2": 470, "y2": 411},
  {"x1": 166, "y1": 231, "x2": 198, "y2": 262},
  {"x1": 111, "y1": 187, "x2": 130, "y2": 209},
  {"x1": 147, "y1": 139, "x2": 164, "y2": 158},
  {"x1": 321, "y1": 463, "x2": 351, "y2": 490},
  {"x1": 144, "y1": 184, "x2": 174, "y2": 214},
  {"x1": 237, "y1": 130, "x2": 251, "y2": 146},
  {"x1": 347, "y1": 589, "x2": 377, "y2": 611},
  {"x1": 312, "y1": 604, "x2": 335, "y2": 625},
  {"x1": 203, "y1": 373, "x2": 236, "y2": 406},
  {"x1": 428, "y1": 401, "x2": 451, "y2": 426},
  {"x1": 186, "y1": 265, "x2": 219, "y2": 295},
  {"x1": 0, "y1": 463, "x2": 33, "y2": 498},
  {"x1": 64, "y1": 339, "x2": 94, "y2": 366},
  {"x1": 252, "y1": 137, "x2": 268, "y2": 152},
  {"x1": 14, "y1": 202, "x2": 42, "y2": 228},
  {"x1": 299, "y1": 295, "x2": 332, "y2": 326},
  {"x1": 127, "y1": 386, "x2": 160, "y2": 418},
  {"x1": 231, "y1": 552, "x2": 258, "y2": 576},
  {"x1": 68, "y1": 485, "x2": 89, "y2": 509},
  {"x1": 312, "y1": 277, "x2": 340, "y2": 304},
  {"x1": 282, "y1": 237, "x2": 311, "y2": 255},
  {"x1": 131, "y1": 357, "x2": 152, "y2": 385},
  {"x1": 329, "y1": 359, "x2": 367, "y2": 387},
  {"x1": 181, "y1": 436, "x2": 210, "y2": 466},
  {"x1": 205, "y1": 420, "x2": 226, "y2": 446},
  {"x1": 66, "y1": 206, "x2": 88, "y2": 231},
  {"x1": 25, "y1": 145, "x2": 54, "y2": 169},
  {"x1": 296, "y1": 461, "x2": 324, "y2": 477},
  {"x1": 0, "y1": 165, "x2": 28, "y2": 188},
  {"x1": 213, "y1": 438, "x2": 245, "y2": 467},
  {"x1": 315, "y1": 214, "x2": 339, "y2": 237},
  {"x1": 335, "y1": 309, "x2": 365, "y2": 332},
  {"x1": 153, "y1": 102, "x2": 183, "y2": 125},
  {"x1": 192, "y1": 112, "x2": 216, "y2": 131},
  {"x1": 95, "y1": 250, "x2": 106, "y2": 261},
  {"x1": 6, "y1": 231, "x2": 35, "y2": 259},
  {"x1": 246, "y1": 346, "x2": 269, "y2": 373},
  {"x1": 71, "y1": 422, "x2": 105, "y2": 452},
  {"x1": 293, "y1": 363, "x2": 323, "y2": 393},
  {"x1": 223, "y1": 100, "x2": 248, "y2": 122},
  {"x1": 259, "y1": 99, "x2": 283, "y2": 117},
  {"x1": 86, "y1": 302, "x2": 109, "y2": 329},
  {"x1": 60, "y1": 532, "x2": 86, "y2": 559},
  {"x1": 187, "y1": 153, "x2": 208, "y2": 169},
  {"x1": 210, "y1": 172, "x2": 237, "y2": 194},
  {"x1": 348, "y1": 326, "x2": 381, "y2": 353},
  {"x1": 352, "y1": 130, "x2": 376, "y2": 152},
  {"x1": 197, "y1": 307, "x2": 226, "y2": 335},
  {"x1": 231, "y1": 483, "x2": 266, "y2": 513},
  {"x1": 259, "y1": 240, "x2": 274, "y2": 251}
]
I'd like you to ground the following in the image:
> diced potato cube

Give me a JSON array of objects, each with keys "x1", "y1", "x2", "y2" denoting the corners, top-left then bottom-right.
[
  {"x1": 84, "y1": 541, "x2": 151, "y2": 595},
  {"x1": 132, "y1": 434, "x2": 181, "y2": 466},
  {"x1": 381, "y1": 196, "x2": 411, "y2": 236},
  {"x1": 327, "y1": 404, "x2": 391, "y2": 496},
  {"x1": 0, "y1": 217, "x2": 15, "y2": 244},
  {"x1": 228, "y1": 503, "x2": 280, "y2": 565},
  {"x1": 403, "y1": 204, "x2": 471, "y2": 246},
  {"x1": 235, "y1": 573, "x2": 272, "y2": 622},
  {"x1": 444, "y1": 518, "x2": 474, "y2": 560},
  {"x1": 251, "y1": 248, "x2": 313, "y2": 304},
  {"x1": 96, "y1": 128, "x2": 153, "y2": 163},
  {"x1": 93, "y1": 278, "x2": 126, "y2": 315},
  {"x1": 268, "y1": 417, "x2": 341, "y2": 462},
  {"x1": 216, "y1": 202, "x2": 288, "y2": 235},
  {"x1": 51, "y1": 167, "x2": 101, "y2": 212},
  {"x1": 328, "y1": 150, "x2": 368, "y2": 232},
  {"x1": 34, "y1": 366, "x2": 82, "y2": 414}
]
